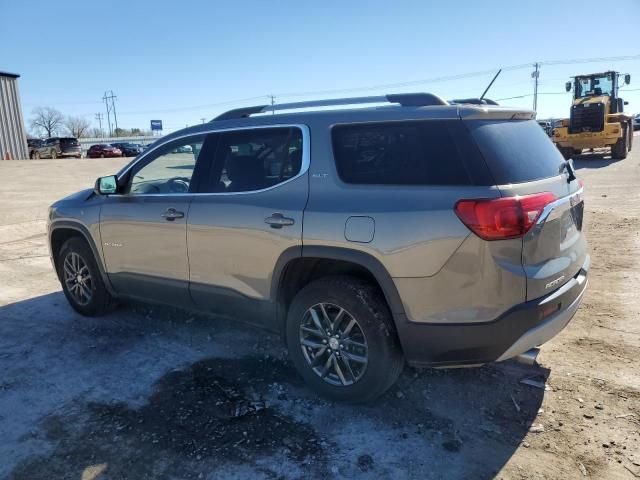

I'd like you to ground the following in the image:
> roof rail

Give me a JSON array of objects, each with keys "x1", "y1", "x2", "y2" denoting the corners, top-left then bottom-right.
[
  {"x1": 212, "y1": 93, "x2": 449, "y2": 121},
  {"x1": 450, "y1": 98, "x2": 499, "y2": 106}
]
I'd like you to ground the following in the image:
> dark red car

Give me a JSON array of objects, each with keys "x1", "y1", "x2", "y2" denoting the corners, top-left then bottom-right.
[{"x1": 87, "y1": 144, "x2": 122, "y2": 158}]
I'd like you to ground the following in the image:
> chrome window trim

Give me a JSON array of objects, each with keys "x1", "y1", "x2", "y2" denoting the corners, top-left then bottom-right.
[{"x1": 113, "y1": 124, "x2": 310, "y2": 197}]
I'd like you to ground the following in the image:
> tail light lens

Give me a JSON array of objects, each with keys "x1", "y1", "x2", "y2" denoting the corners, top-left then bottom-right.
[{"x1": 455, "y1": 192, "x2": 557, "y2": 240}]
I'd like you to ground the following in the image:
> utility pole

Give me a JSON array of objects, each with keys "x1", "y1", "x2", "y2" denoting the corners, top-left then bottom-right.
[
  {"x1": 200, "y1": 117, "x2": 206, "y2": 124},
  {"x1": 269, "y1": 94, "x2": 275, "y2": 114},
  {"x1": 532, "y1": 62, "x2": 540, "y2": 112},
  {"x1": 102, "y1": 91, "x2": 118, "y2": 136},
  {"x1": 95, "y1": 113, "x2": 104, "y2": 137},
  {"x1": 102, "y1": 92, "x2": 112, "y2": 136}
]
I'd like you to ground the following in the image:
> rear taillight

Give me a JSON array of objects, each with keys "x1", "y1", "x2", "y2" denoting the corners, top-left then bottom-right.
[{"x1": 455, "y1": 192, "x2": 557, "y2": 240}]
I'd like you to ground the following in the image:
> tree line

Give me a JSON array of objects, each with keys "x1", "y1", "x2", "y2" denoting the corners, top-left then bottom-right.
[{"x1": 29, "y1": 107, "x2": 152, "y2": 139}]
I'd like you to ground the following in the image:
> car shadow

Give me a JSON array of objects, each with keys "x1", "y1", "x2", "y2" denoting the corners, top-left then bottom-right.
[
  {"x1": 3, "y1": 292, "x2": 547, "y2": 479},
  {"x1": 572, "y1": 150, "x2": 620, "y2": 170}
]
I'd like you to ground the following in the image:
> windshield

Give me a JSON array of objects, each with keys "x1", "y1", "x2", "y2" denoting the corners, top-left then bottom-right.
[{"x1": 575, "y1": 73, "x2": 613, "y2": 99}]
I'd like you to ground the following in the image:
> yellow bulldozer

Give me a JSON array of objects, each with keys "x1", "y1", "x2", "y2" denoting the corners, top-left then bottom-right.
[{"x1": 552, "y1": 71, "x2": 633, "y2": 159}]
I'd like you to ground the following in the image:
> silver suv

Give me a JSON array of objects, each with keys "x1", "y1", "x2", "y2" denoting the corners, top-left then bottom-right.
[{"x1": 48, "y1": 93, "x2": 589, "y2": 402}]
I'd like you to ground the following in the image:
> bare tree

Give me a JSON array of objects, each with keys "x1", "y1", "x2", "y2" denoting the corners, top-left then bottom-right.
[
  {"x1": 30, "y1": 107, "x2": 63, "y2": 137},
  {"x1": 89, "y1": 127, "x2": 104, "y2": 138},
  {"x1": 64, "y1": 116, "x2": 91, "y2": 138}
]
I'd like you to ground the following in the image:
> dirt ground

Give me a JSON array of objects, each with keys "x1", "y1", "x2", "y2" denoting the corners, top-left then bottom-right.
[{"x1": 1, "y1": 139, "x2": 639, "y2": 480}]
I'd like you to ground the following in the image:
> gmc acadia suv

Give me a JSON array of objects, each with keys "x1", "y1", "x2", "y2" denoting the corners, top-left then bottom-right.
[{"x1": 47, "y1": 93, "x2": 589, "y2": 402}]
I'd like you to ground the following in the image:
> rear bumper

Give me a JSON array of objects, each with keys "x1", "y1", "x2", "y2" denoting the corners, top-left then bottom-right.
[
  {"x1": 395, "y1": 255, "x2": 590, "y2": 367},
  {"x1": 61, "y1": 150, "x2": 82, "y2": 157}
]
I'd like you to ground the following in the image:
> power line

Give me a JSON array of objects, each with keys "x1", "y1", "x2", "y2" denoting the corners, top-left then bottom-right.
[
  {"x1": 115, "y1": 95, "x2": 270, "y2": 116},
  {"x1": 495, "y1": 92, "x2": 568, "y2": 101},
  {"x1": 271, "y1": 54, "x2": 640, "y2": 99},
  {"x1": 71, "y1": 53, "x2": 639, "y2": 118}
]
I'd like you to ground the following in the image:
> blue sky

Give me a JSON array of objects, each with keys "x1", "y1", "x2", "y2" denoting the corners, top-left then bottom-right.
[{"x1": 2, "y1": 0, "x2": 639, "y2": 134}]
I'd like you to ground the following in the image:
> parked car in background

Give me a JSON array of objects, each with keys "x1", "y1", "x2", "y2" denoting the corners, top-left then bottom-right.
[
  {"x1": 87, "y1": 144, "x2": 122, "y2": 158},
  {"x1": 112, "y1": 143, "x2": 143, "y2": 157},
  {"x1": 48, "y1": 93, "x2": 589, "y2": 402},
  {"x1": 33, "y1": 137, "x2": 82, "y2": 159},
  {"x1": 173, "y1": 145, "x2": 193, "y2": 154},
  {"x1": 634, "y1": 113, "x2": 640, "y2": 131},
  {"x1": 27, "y1": 138, "x2": 44, "y2": 159}
]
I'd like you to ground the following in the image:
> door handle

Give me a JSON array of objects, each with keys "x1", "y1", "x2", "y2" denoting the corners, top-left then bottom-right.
[
  {"x1": 265, "y1": 213, "x2": 295, "y2": 228},
  {"x1": 161, "y1": 208, "x2": 185, "y2": 221}
]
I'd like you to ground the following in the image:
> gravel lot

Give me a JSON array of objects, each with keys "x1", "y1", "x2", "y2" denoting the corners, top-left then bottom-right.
[{"x1": 1, "y1": 140, "x2": 639, "y2": 479}]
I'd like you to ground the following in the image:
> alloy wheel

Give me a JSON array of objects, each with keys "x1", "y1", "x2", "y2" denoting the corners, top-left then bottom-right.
[
  {"x1": 299, "y1": 302, "x2": 368, "y2": 386},
  {"x1": 63, "y1": 252, "x2": 93, "y2": 306}
]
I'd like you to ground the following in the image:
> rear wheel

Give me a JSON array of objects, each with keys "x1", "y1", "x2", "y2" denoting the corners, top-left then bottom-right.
[
  {"x1": 34, "y1": 151, "x2": 40, "y2": 159},
  {"x1": 50, "y1": 150, "x2": 57, "y2": 159},
  {"x1": 286, "y1": 275, "x2": 404, "y2": 402},
  {"x1": 611, "y1": 125, "x2": 629, "y2": 160},
  {"x1": 57, "y1": 237, "x2": 113, "y2": 316},
  {"x1": 100, "y1": 153, "x2": 105, "y2": 158}
]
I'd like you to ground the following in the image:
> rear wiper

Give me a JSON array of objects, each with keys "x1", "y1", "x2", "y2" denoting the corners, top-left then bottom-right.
[{"x1": 560, "y1": 160, "x2": 577, "y2": 183}]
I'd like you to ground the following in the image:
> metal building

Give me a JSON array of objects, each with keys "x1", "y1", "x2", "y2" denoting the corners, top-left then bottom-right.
[{"x1": 0, "y1": 71, "x2": 28, "y2": 160}]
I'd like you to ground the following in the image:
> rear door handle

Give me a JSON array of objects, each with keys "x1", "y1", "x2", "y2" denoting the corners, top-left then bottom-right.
[
  {"x1": 265, "y1": 213, "x2": 295, "y2": 228},
  {"x1": 162, "y1": 208, "x2": 185, "y2": 221}
]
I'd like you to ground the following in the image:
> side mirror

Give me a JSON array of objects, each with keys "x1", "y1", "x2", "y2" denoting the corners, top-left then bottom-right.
[
  {"x1": 624, "y1": 74, "x2": 631, "y2": 85},
  {"x1": 94, "y1": 175, "x2": 118, "y2": 195},
  {"x1": 565, "y1": 81, "x2": 572, "y2": 92}
]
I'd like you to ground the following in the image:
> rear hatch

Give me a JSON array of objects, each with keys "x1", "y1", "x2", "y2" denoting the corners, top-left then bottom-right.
[
  {"x1": 60, "y1": 137, "x2": 81, "y2": 153},
  {"x1": 465, "y1": 118, "x2": 587, "y2": 300}
]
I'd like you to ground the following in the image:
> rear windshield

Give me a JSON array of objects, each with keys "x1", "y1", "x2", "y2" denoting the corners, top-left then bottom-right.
[
  {"x1": 60, "y1": 137, "x2": 79, "y2": 144},
  {"x1": 331, "y1": 120, "x2": 492, "y2": 186},
  {"x1": 466, "y1": 120, "x2": 564, "y2": 184}
]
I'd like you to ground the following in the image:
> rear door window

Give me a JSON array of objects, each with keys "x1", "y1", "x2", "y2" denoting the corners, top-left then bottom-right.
[
  {"x1": 205, "y1": 127, "x2": 303, "y2": 193},
  {"x1": 331, "y1": 120, "x2": 490, "y2": 186},
  {"x1": 466, "y1": 119, "x2": 565, "y2": 184}
]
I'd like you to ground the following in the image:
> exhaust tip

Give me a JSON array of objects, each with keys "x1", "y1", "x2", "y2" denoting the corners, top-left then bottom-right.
[{"x1": 516, "y1": 348, "x2": 540, "y2": 366}]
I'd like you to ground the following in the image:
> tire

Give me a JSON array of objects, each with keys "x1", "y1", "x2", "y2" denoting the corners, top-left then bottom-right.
[
  {"x1": 50, "y1": 150, "x2": 57, "y2": 159},
  {"x1": 286, "y1": 275, "x2": 404, "y2": 403},
  {"x1": 611, "y1": 125, "x2": 628, "y2": 160},
  {"x1": 34, "y1": 151, "x2": 40, "y2": 159},
  {"x1": 628, "y1": 123, "x2": 633, "y2": 152},
  {"x1": 100, "y1": 153, "x2": 105, "y2": 158},
  {"x1": 57, "y1": 237, "x2": 114, "y2": 316}
]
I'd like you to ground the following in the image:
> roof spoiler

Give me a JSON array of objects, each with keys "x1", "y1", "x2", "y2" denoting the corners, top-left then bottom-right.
[{"x1": 450, "y1": 98, "x2": 499, "y2": 106}]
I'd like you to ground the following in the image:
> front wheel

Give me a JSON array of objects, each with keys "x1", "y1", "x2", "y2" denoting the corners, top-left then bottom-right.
[
  {"x1": 57, "y1": 237, "x2": 114, "y2": 316},
  {"x1": 611, "y1": 125, "x2": 629, "y2": 160},
  {"x1": 286, "y1": 276, "x2": 404, "y2": 402},
  {"x1": 50, "y1": 150, "x2": 57, "y2": 159}
]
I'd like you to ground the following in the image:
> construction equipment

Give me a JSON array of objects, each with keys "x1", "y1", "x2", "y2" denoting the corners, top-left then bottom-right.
[{"x1": 552, "y1": 71, "x2": 633, "y2": 159}]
